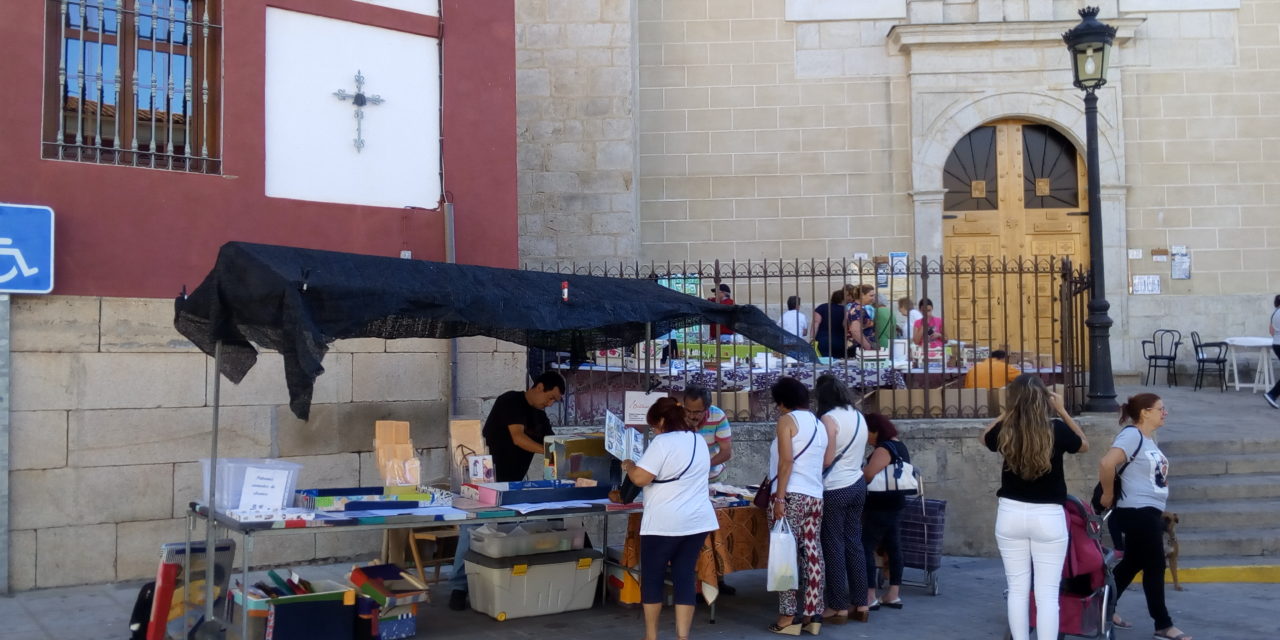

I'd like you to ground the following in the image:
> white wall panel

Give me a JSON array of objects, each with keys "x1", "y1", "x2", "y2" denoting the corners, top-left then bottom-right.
[{"x1": 265, "y1": 9, "x2": 441, "y2": 208}]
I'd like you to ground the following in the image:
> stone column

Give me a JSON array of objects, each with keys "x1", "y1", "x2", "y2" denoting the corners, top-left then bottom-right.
[{"x1": 910, "y1": 189, "x2": 947, "y2": 309}]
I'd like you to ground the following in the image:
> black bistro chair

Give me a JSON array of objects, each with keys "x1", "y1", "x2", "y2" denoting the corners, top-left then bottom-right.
[
  {"x1": 1191, "y1": 331, "x2": 1229, "y2": 392},
  {"x1": 1142, "y1": 329, "x2": 1182, "y2": 387}
]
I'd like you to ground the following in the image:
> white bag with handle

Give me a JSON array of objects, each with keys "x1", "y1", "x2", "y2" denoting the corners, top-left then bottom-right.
[{"x1": 766, "y1": 518, "x2": 799, "y2": 592}]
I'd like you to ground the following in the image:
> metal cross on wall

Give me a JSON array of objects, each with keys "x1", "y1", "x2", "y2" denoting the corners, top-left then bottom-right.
[{"x1": 333, "y1": 70, "x2": 385, "y2": 152}]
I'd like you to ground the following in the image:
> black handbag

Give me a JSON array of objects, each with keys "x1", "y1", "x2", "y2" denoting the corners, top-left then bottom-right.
[
  {"x1": 1090, "y1": 426, "x2": 1143, "y2": 513},
  {"x1": 754, "y1": 417, "x2": 818, "y2": 509}
]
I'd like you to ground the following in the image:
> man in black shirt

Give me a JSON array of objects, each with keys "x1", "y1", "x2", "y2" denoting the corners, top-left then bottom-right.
[
  {"x1": 449, "y1": 371, "x2": 565, "y2": 610},
  {"x1": 482, "y1": 371, "x2": 565, "y2": 481}
]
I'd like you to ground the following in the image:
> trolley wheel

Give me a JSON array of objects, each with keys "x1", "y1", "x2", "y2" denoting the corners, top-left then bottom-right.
[
  {"x1": 496, "y1": 612, "x2": 507, "y2": 622},
  {"x1": 926, "y1": 571, "x2": 940, "y2": 596}
]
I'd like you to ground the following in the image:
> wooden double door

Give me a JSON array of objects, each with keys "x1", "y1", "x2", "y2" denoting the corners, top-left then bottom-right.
[{"x1": 941, "y1": 120, "x2": 1089, "y2": 357}]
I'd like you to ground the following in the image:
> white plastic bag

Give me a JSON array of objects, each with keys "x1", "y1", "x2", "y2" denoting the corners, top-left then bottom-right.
[{"x1": 766, "y1": 519, "x2": 799, "y2": 592}]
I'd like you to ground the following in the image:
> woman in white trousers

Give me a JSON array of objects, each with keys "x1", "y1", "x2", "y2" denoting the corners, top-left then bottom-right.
[{"x1": 981, "y1": 374, "x2": 1089, "y2": 640}]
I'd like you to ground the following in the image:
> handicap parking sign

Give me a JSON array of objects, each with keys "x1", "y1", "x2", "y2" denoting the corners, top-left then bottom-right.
[{"x1": 0, "y1": 203, "x2": 55, "y2": 294}]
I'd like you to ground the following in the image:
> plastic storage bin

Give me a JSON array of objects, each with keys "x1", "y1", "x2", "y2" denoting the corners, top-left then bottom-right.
[
  {"x1": 201, "y1": 458, "x2": 303, "y2": 514},
  {"x1": 464, "y1": 548, "x2": 602, "y2": 621},
  {"x1": 469, "y1": 521, "x2": 587, "y2": 558}
]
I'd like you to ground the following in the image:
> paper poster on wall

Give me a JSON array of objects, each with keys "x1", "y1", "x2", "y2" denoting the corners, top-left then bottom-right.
[
  {"x1": 623, "y1": 391, "x2": 666, "y2": 426},
  {"x1": 889, "y1": 251, "x2": 910, "y2": 295},
  {"x1": 1170, "y1": 245, "x2": 1190, "y2": 280},
  {"x1": 1132, "y1": 275, "x2": 1162, "y2": 295},
  {"x1": 875, "y1": 257, "x2": 890, "y2": 288},
  {"x1": 1152, "y1": 248, "x2": 1169, "y2": 263}
]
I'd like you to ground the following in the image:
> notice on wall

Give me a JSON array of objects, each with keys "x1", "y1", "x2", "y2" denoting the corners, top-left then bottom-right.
[
  {"x1": 889, "y1": 251, "x2": 910, "y2": 295},
  {"x1": 875, "y1": 257, "x2": 890, "y2": 288},
  {"x1": 623, "y1": 391, "x2": 665, "y2": 426},
  {"x1": 1170, "y1": 245, "x2": 1190, "y2": 280},
  {"x1": 1132, "y1": 275, "x2": 1162, "y2": 295},
  {"x1": 238, "y1": 467, "x2": 289, "y2": 512}
]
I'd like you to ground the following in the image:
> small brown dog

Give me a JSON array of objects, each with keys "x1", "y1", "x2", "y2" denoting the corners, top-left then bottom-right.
[{"x1": 1163, "y1": 512, "x2": 1183, "y2": 591}]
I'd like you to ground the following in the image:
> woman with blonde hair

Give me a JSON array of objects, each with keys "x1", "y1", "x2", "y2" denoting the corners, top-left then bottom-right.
[{"x1": 980, "y1": 374, "x2": 1088, "y2": 640}]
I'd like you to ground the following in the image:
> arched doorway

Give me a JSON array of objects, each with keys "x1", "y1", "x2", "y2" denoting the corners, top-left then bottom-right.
[{"x1": 941, "y1": 120, "x2": 1089, "y2": 354}]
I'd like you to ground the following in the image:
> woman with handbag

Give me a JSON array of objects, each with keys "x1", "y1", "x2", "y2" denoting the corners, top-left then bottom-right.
[
  {"x1": 980, "y1": 373, "x2": 1088, "y2": 640},
  {"x1": 1098, "y1": 394, "x2": 1193, "y2": 640},
  {"x1": 764, "y1": 377, "x2": 828, "y2": 635},
  {"x1": 815, "y1": 375, "x2": 871, "y2": 625},
  {"x1": 621, "y1": 397, "x2": 719, "y2": 640},
  {"x1": 861, "y1": 412, "x2": 910, "y2": 611}
]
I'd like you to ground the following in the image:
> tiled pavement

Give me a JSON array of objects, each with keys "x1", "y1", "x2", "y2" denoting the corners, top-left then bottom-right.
[{"x1": 2, "y1": 556, "x2": 1277, "y2": 639}]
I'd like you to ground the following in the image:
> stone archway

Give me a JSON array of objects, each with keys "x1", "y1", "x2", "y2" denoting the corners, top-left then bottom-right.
[{"x1": 908, "y1": 89, "x2": 1132, "y2": 370}]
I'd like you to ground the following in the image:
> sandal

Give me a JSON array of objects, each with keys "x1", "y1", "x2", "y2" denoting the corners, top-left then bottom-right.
[
  {"x1": 1153, "y1": 629, "x2": 1192, "y2": 640},
  {"x1": 882, "y1": 598, "x2": 903, "y2": 609},
  {"x1": 802, "y1": 617, "x2": 822, "y2": 635},
  {"x1": 822, "y1": 613, "x2": 848, "y2": 625},
  {"x1": 769, "y1": 618, "x2": 802, "y2": 636},
  {"x1": 1112, "y1": 614, "x2": 1133, "y2": 629},
  {"x1": 850, "y1": 610, "x2": 870, "y2": 623},
  {"x1": 867, "y1": 599, "x2": 881, "y2": 611}
]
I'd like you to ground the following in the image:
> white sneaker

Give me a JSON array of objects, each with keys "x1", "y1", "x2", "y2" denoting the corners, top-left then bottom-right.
[{"x1": 1266, "y1": 393, "x2": 1279, "y2": 409}]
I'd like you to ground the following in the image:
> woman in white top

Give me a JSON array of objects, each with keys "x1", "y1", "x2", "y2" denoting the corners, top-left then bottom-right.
[
  {"x1": 765, "y1": 377, "x2": 829, "y2": 635},
  {"x1": 623, "y1": 397, "x2": 718, "y2": 640},
  {"x1": 1097, "y1": 394, "x2": 1192, "y2": 640},
  {"x1": 815, "y1": 375, "x2": 870, "y2": 625}
]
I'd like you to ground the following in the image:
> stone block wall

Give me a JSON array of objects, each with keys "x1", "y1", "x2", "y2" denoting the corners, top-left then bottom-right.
[
  {"x1": 636, "y1": 0, "x2": 914, "y2": 262},
  {"x1": 1120, "y1": 0, "x2": 1280, "y2": 301},
  {"x1": 517, "y1": 0, "x2": 641, "y2": 263},
  {"x1": 6, "y1": 296, "x2": 525, "y2": 591}
]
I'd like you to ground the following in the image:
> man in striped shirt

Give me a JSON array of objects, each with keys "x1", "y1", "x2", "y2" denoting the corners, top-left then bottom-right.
[{"x1": 681, "y1": 385, "x2": 737, "y2": 595}]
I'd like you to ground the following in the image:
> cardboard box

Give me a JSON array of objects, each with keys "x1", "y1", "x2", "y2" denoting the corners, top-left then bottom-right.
[
  {"x1": 374, "y1": 421, "x2": 419, "y2": 487},
  {"x1": 348, "y1": 564, "x2": 430, "y2": 610},
  {"x1": 990, "y1": 384, "x2": 1065, "y2": 415},
  {"x1": 460, "y1": 480, "x2": 613, "y2": 506},
  {"x1": 542, "y1": 434, "x2": 613, "y2": 482},
  {"x1": 713, "y1": 390, "x2": 752, "y2": 422},
  {"x1": 870, "y1": 388, "x2": 990, "y2": 418},
  {"x1": 230, "y1": 579, "x2": 356, "y2": 640}
]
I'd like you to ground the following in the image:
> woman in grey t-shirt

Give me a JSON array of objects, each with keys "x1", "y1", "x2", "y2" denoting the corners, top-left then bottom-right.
[{"x1": 1097, "y1": 394, "x2": 1191, "y2": 640}]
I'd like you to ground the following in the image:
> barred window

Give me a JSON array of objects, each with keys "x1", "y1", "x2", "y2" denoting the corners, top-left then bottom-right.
[{"x1": 43, "y1": 0, "x2": 221, "y2": 173}]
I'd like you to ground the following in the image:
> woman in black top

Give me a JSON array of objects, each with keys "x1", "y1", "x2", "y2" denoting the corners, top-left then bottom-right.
[
  {"x1": 861, "y1": 413, "x2": 909, "y2": 612},
  {"x1": 980, "y1": 374, "x2": 1088, "y2": 640},
  {"x1": 812, "y1": 289, "x2": 849, "y2": 358}
]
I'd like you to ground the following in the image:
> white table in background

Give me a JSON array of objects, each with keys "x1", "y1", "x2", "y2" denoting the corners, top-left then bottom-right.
[{"x1": 1224, "y1": 336, "x2": 1275, "y2": 393}]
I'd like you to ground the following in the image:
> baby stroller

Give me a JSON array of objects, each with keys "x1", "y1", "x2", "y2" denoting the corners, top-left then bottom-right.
[{"x1": 1004, "y1": 495, "x2": 1118, "y2": 640}]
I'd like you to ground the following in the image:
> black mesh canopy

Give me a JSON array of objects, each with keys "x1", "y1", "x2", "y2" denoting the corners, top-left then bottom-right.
[{"x1": 175, "y1": 242, "x2": 817, "y2": 419}]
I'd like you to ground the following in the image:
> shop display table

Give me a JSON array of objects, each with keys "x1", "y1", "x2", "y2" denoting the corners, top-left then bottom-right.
[{"x1": 1225, "y1": 337, "x2": 1275, "y2": 393}]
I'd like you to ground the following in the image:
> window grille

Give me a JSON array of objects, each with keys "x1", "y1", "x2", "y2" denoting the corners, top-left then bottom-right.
[{"x1": 43, "y1": 0, "x2": 221, "y2": 173}]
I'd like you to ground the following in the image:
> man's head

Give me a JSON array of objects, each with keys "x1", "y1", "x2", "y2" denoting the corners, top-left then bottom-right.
[
  {"x1": 681, "y1": 385, "x2": 713, "y2": 427},
  {"x1": 787, "y1": 295, "x2": 801, "y2": 311},
  {"x1": 991, "y1": 350, "x2": 1008, "y2": 361},
  {"x1": 526, "y1": 371, "x2": 566, "y2": 409},
  {"x1": 713, "y1": 283, "x2": 731, "y2": 302},
  {"x1": 897, "y1": 296, "x2": 912, "y2": 313}
]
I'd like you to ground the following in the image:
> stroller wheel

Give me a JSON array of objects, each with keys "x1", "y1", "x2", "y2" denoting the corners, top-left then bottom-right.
[{"x1": 926, "y1": 572, "x2": 940, "y2": 596}]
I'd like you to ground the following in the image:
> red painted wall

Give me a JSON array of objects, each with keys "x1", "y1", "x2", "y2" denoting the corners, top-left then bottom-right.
[{"x1": 0, "y1": 0, "x2": 517, "y2": 298}]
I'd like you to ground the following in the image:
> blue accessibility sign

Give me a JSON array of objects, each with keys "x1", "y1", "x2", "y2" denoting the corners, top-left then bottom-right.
[{"x1": 0, "y1": 203, "x2": 55, "y2": 294}]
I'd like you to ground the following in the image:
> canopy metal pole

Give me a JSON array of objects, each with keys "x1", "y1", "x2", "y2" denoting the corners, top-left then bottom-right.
[
  {"x1": 446, "y1": 202, "x2": 459, "y2": 415},
  {"x1": 205, "y1": 339, "x2": 222, "y2": 623}
]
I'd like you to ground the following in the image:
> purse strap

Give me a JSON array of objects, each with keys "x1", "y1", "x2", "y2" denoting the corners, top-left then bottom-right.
[
  {"x1": 1115, "y1": 425, "x2": 1144, "y2": 482},
  {"x1": 765, "y1": 413, "x2": 819, "y2": 489},
  {"x1": 650, "y1": 432, "x2": 698, "y2": 485},
  {"x1": 822, "y1": 411, "x2": 862, "y2": 479}
]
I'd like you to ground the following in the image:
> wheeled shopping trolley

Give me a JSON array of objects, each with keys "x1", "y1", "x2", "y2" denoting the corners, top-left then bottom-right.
[{"x1": 899, "y1": 496, "x2": 946, "y2": 595}]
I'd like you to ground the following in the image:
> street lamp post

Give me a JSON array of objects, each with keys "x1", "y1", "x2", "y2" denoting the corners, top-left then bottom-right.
[{"x1": 1063, "y1": 7, "x2": 1119, "y2": 413}]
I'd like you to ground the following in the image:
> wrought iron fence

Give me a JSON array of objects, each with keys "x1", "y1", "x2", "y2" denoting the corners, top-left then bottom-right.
[{"x1": 525, "y1": 256, "x2": 1091, "y2": 424}]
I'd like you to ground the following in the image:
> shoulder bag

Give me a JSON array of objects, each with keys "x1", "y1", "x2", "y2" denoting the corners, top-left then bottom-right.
[
  {"x1": 754, "y1": 415, "x2": 818, "y2": 509},
  {"x1": 822, "y1": 411, "x2": 863, "y2": 479},
  {"x1": 867, "y1": 441, "x2": 920, "y2": 495},
  {"x1": 1090, "y1": 426, "x2": 1143, "y2": 513},
  {"x1": 618, "y1": 433, "x2": 697, "y2": 504}
]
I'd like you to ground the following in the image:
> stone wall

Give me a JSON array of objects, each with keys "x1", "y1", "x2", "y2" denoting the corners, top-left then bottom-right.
[
  {"x1": 517, "y1": 0, "x2": 640, "y2": 263},
  {"x1": 636, "y1": 0, "x2": 914, "y2": 262},
  {"x1": 6, "y1": 296, "x2": 525, "y2": 591}
]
